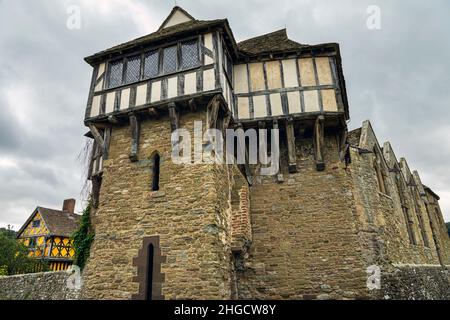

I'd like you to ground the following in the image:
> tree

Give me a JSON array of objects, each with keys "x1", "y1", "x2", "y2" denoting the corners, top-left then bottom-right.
[
  {"x1": 446, "y1": 222, "x2": 450, "y2": 238},
  {"x1": 0, "y1": 226, "x2": 48, "y2": 275}
]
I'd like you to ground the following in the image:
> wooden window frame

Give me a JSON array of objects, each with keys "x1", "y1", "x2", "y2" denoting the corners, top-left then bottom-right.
[{"x1": 104, "y1": 36, "x2": 202, "y2": 90}]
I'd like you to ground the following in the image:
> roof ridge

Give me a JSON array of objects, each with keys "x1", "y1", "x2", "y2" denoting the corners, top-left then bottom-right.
[
  {"x1": 238, "y1": 28, "x2": 287, "y2": 44},
  {"x1": 158, "y1": 6, "x2": 196, "y2": 31}
]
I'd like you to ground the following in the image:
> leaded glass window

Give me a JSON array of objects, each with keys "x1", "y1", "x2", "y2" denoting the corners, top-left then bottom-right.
[
  {"x1": 163, "y1": 46, "x2": 177, "y2": 74},
  {"x1": 125, "y1": 55, "x2": 141, "y2": 84},
  {"x1": 181, "y1": 40, "x2": 199, "y2": 69},
  {"x1": 144, "y1": 51, "x2": 159, "y2": 78},
  {"x1": 108, "y1": 60, "x2": 123, "y2": 88}
]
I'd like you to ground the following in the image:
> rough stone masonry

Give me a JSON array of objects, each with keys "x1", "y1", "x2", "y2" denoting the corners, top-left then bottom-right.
[
  {"x1": 0, "y1": 6, "x2": 448, "y2": 302},
  {"x1": 62, "y1": 6, "x2": 450, "y2": 300}
]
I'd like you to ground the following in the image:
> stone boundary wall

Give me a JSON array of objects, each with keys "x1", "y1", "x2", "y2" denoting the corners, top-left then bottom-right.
[
  {"x1": 0, "y1": 270, "x2": 80, "y2": 300},
  {"x1": 377, "y1": 265, "x2": 450, "y2": 300}
]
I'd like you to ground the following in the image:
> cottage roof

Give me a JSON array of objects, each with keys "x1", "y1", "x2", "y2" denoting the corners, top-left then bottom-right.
[{"x1": 17, "y1": 207, "x2": 81, "y2": 238}]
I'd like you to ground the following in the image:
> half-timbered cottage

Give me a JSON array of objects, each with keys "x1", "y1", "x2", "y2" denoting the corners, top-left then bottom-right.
[{"x1": 16, "y1": 199, "x2": 80, "y2": 271}]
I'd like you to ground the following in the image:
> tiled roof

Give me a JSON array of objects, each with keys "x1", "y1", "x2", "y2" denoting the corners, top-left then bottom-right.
[
  {"x1": 37, "y1": 207, "x2": 81, "y2": 237},
  {"x1": 85, "y1": 19, "x2": 228, "y2": 64},
  {"x1": 237, "y1": 29, "x2": 306, "y2": 56}
]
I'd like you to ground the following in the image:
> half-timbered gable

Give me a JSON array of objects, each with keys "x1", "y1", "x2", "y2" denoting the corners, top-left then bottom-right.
[
  {"x1": 84, "y1": 6, "x2": 237, "y2": 122},
  {"x1": 16, "y1": 199, "x2": 80, "y2": 271},
  {"x1": 233, "y1": 29, "x2": 348, "y2": 121}
]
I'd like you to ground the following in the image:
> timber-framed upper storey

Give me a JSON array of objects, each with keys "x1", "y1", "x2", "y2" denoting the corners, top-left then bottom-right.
[{"x1": 83, "y1": 6, "x2": 350, "y2": 126}]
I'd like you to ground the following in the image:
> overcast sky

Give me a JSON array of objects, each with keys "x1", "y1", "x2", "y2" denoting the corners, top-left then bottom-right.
[{"x1": 1, "y1": 0, "x2": 449, "y2": 230}]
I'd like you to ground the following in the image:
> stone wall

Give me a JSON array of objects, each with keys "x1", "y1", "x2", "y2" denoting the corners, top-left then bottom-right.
[
  {"x1": 0, "y1": 271, "x2": 80, "y2": 300},
  {"x1": 80, "y1": 109, "x2": 450, "y2": 300},
  {"x1": 81, "y1": 109, "x2": 246, "y2": 299},
  {"x1": 350, "y1": 120, "x2": 446, "y2": 267},
  {"x1": 237, "y1": 131, "x2": 371, "y2": 299},
  {"x1": 375, "y1": 265, "x2": 450, "y2": 300}
]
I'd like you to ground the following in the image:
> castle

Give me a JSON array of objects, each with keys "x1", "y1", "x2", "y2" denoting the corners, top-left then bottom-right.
[{"x1": 80, "y1": 7, "x2": 450, "y2": 299}]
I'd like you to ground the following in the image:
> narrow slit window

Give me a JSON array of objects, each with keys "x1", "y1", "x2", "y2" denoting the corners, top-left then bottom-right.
[
  {"x1": 163, "y1": 46, "x2": 177, "y2": 74},
  {"x1": 107, "y1": 60, "x2": 123, "y2": 88},
  {"x1": 144, "y1": 51, "x2": 159, "y2": 78},
  {"x1": 125, "y1": 55, "x2": 141, "y2": 84},
  {"x1": 181, "y1": 40, "x2": 199, "y2": 69},
  {"x1": 146, "y1": 244, "x2": 154, "y2": 300},
  {"x1": 152, "y1": 154, "x2": 160, "y2": 191}
]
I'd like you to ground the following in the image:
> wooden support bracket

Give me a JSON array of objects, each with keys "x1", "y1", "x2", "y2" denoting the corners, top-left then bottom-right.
[
  {"x1": 107, "y1": 115, "x2": 120, "y2": 124},
  {"x1": 207, "y1": 95, "x2": 221, "y2": 129},
  {"x1": 168, "y1": 102, "x2": 179, "y2": 132},
  {"x1": 313, "y1": 115, "x2": 325, "y2": 171},
  {"x1": 286, "y1": 118, "x2": 297, "y2": 173},
  {"x1": 338, "y1": 127, "x2": 349, "y2": 162},
  {"x1": 129, "y1": 113, "x2": 140, "y2": 162},
  {"x1": 103, "y1": 126, "x2": 112, "y2": 160},
  {"x1": 148, "y1": 107, "x2": 159, "y2": 118},
  {"x1": 88, "y1": 124, "x2": 108, "y2": 157},
  {"x1": 236, "y1": 122, "x2": 252, "y2": 186},
  {"x1": 188, "y1": 98, "x2": 197, "y2": 112}
]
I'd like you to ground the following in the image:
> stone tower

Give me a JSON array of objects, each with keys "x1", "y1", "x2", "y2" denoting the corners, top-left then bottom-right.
[{"x1": 81, "y1": 7, "x2": 450, "y2": 300}]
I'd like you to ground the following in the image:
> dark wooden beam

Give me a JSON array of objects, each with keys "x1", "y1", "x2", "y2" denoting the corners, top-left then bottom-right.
[
  {"x1": 168, "y1": 102, "x2": 179, "y2": 132},
  {"x1": 148, "y1": 107, "x2": 159, "y2": 118},
  {"x1": 129, "y1": 113, "x2": 140, "y2": 162},
  {"x1": 87, "y1": 141, "x2": 97, "y2": 179},
  {"x1": 88, "y1": 124, "x2": 106, "y2": 154},
  {"x1": 107, "y1": 115, "x2": 120, "y2": 124},
  {"x1": 91, "y1": 175, "x2": 102, "y2": 209},
  {"x1": 207, "y1": 95, "x2": 221, "y2": 129},
  {"x1": 338, "y1": 127, "x2": 349, "y2": 162},
  {"x1": 314, "y1": 115, "x2": 325, "y2": 171},
  {"x1": 223, "y1": 111, "x2": 232, "y2": 130},
  {"x1": 286, "y1": 118, "x2": 297, "y2": 173},
  {"x1": 236, "y1": 122, "x2": 252, "y2": 186},
  {"x1": 188, "y1": 98, "x2": 197, "y2": 112},
  {"x1": 103, "y1": 126, "x2": 112, "y2": 160}
]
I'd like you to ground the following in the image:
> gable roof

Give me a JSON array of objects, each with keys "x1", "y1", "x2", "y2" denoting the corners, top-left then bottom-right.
[
  {"x1": 38, "y1": 207, "x2": 81, "y2": 237},
  {"x1": 17, "y1": 207, "x2": 81, "y2": 238},
  {"x1": 85, "y1": 7, "x2": 236, "y2": 65},
  {"x1": 158, "y1": 6, "x2": 195, "y2": 31},
  {"x1": 423, "y1": 185, "x2": 440, "y2": 201},
  {"x1": 85, "y1": 19, "x2": 229, "y2": 65},
  {"x1": 237, "y1": 29, "x2": 306, "y2": 56}
]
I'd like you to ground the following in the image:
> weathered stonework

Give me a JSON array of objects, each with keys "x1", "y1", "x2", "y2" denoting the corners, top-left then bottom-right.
[
  {"x1": 237, "y1": 134, "x2": 369, "y2": 299},
  {"x1": 80, "y1": 114, "x2": 450, "y2": 300},
  {"x1": 375, "y1": 265, "x2": 450, "y2": 300},
  {"x1": 78, "y1": 7, "x2": 450, "y2": 300},
  {"x1": 0, "y1": 271, "x2": 80, "y2": 300},
  {"x1": 81, "y1": 110, "x2": 244, "y2": 299}
]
